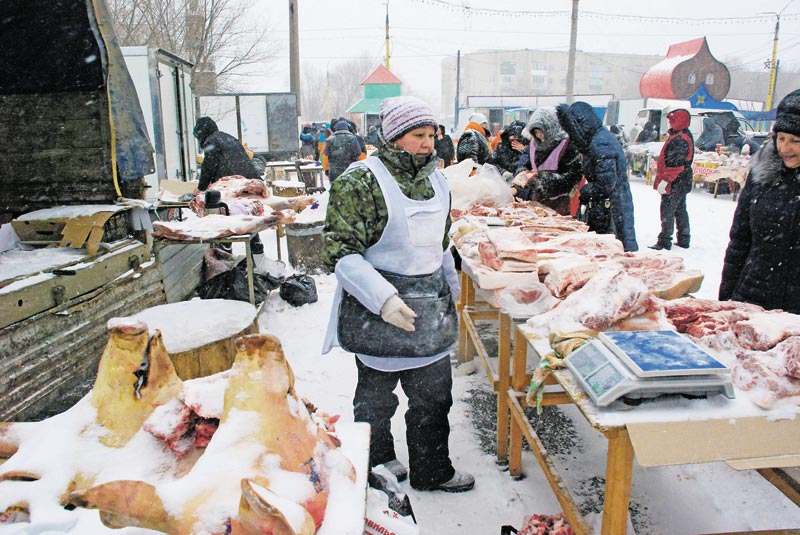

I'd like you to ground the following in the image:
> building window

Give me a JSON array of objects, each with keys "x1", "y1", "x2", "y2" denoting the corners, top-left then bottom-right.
[
  {"x1": 706, "y1": 73, "x2": 715, "y2": 85},
  {"x1": 688, "y1": 72, "x2": 696, "y2": 84},
  {"x1": 531, "y1": 62, "x2": 547, "y2": 71},
  {"x1": 500, "y1": 61, "x2": 516, "y2": 76},
  {"x1": 532, "y1": 75, "x2": 546, "y2": 87}
]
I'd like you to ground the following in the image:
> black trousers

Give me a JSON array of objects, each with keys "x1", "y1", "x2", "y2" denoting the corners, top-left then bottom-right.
[
  {"x1": 354, "y1": 355, "x2": 455, "y2": 489},
  {"x1": 657, "y1": 191, "x2": 690, "y2": 246}
]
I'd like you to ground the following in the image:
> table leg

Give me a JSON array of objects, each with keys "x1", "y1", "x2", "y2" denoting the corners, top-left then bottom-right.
[
  {"x1": 601, "y1": 428, "x2": 634, "y2": 535},
  {"x1": 457, "y1": 270, "x2": 475, "y2": 364},
  {"x1": 496, "y1": 312, "x2": 512, "y2": 464},
  {"x1": 275, "y1": 224, "x2": 283, "y2": 261},
  {"x1": 509, "y1": 327, "x2": 528, "y2": 477},
  {"x1": 245, "y1": 239, "x2": 255, "y2": 305}
]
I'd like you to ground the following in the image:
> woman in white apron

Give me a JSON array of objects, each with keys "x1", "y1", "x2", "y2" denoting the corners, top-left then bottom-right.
[{"x1": 321, "y1": 96, "x2": 474, "y2": 493}]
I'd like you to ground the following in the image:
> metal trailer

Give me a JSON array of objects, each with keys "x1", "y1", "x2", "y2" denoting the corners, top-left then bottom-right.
[
  {"x1": 122, "y1": 47, "x2": 198, "y2": 199},
  {"x1": 196, "y1": 92, "x2": 299, "y2": 162}
]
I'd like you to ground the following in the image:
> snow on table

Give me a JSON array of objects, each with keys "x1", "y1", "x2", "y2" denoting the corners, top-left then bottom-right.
[
  {"x1": 0, "y1": 247, "x2": 87, "y2": 281},
  {"x1": 122, "y1": 299, "x2": 257, "y2": 353},
  {"x1": 15, "y1": 204, "x2": 128, "y2": 220}
]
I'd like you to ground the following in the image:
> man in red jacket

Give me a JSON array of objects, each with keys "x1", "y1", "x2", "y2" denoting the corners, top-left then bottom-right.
[{"x1": 650, "y1": 109, "x2": 694, "y2": 250}]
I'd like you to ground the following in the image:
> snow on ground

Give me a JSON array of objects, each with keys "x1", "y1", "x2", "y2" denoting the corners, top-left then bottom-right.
[{"x1": 253, "y1": 174, "x2": 800, "y2": 535}]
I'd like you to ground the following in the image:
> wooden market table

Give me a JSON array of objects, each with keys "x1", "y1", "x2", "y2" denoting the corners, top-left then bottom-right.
[
  {"x1": 505, "y1": 323, "x2": 800, "y2": 535},
  {"x1": 456, "y1": 259, "x2": 538, "y2": 465}
]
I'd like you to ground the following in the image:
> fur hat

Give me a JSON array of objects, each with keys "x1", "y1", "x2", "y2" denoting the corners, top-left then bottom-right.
[
  {"x1": 379, "y1": 96, "x2": 437, "y2": 142},
  {"x1": 774, "y1": 89, "x2": 800, "y2": 137}
]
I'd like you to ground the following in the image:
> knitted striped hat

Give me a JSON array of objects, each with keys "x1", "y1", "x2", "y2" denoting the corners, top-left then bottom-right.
[{"x1": 379, "y1": 96, "x2": 437, "y2": 142}]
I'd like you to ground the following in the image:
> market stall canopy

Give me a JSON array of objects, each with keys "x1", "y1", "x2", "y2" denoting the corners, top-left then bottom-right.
[{"x1": 639, "y1": 37, "x2": 731, "y2": 102}]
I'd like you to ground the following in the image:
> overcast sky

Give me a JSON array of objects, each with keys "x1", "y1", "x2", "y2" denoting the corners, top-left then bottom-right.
[{"x1": 246, "y1": 0, "x2": 800, "y2": 111}]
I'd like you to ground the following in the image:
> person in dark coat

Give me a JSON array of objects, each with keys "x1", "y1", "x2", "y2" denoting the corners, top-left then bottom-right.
[
  {"x1": 192, "y1": 116, "x2": 265, "y2": 255},
  {"x1": 299, "y1": 124, "x2": 317, "y2": 158},
  {"x1": 456, "y1": 127, "x2": 490, "y2": 166},
  {"x1": 650, "y1": 109, "x2": 694, "y2": 250},
  {"x1": 325, "y1": 120, "x2": 363, "y2": 181},
  {"x1": 366, "y1": 125, "x2": 380, "y2": 147},
  {"x1": 557, "y1": 102, "x2": 638, "y2": 251},
  {"x1": 193, "y1": 116, "x2": 261, "y2": 192},
  {"x1": 487, "y1": 120, "x2": 527, "y2": 177},
  {"x1": 695, "y1": 117, "x2": 725, "y2": 152},
  {"x1": 434, "y1": 124, "x2": 455, "y2": 167},
  {"x1": 636, "y1": 121, "x2": 659, "y2": 143},
  {"x1": 719, "y1": 89, "x2": 800, "y2": 314},
  {"x1": 514, "y1": 107, "x2": 582, "y2": 215}
]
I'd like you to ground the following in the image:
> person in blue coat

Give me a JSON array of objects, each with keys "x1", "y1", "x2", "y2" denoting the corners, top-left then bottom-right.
[
  {"x1": 695, "y1": 117, "x2": 725, "y2": 152},
  {"x1": 556, "y1": 102, "x2": 638, "y2": 251}
]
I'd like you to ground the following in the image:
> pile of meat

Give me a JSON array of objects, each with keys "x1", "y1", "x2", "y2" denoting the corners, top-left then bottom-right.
[
  {"x1": 453, "y1": 202, "x2": 703, "y2": 309},
  {"x1": 663, "y1": 298, "x2": 800, "y2": 409},
  {"x1": 515, "y1": 513, "x2": 575, "y2": 535},
  {"x1": 190, "y1": 175, "x2": 269, "y2": 216}
]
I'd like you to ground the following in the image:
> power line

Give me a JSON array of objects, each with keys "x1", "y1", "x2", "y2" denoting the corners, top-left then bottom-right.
[{"x1": 406, "y1": 0, "x2": 800, "y2": 24}]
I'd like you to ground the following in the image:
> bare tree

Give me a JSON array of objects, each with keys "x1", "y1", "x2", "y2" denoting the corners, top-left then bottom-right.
[
  {"x1": 108, "y1": 0, "x2": 280, "y2": 94},
  {"x1": 300, "y1": 56, "x2": 376, "y2": 122}
]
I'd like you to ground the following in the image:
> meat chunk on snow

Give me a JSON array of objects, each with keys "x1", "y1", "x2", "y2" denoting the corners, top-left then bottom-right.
[{"x1": 733, "y1": 311, "x2": 800, "y2": 351}]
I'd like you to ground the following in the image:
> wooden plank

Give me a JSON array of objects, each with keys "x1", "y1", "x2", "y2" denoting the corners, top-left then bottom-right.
[
  {"x1": 0, "y1": 241, "x2": 149, "y2": 329},
  {"x1": 158, "y1": 243, "x2": 208, "y2": 303},
  {"x1": 757, "y1": 468, "x2": 800, "y2": 508},
  {"x1": 0, "y1": 263, "x2": 167, "y2": 421},
  {"x1": 507, "y1": 393, "x2": 592, "y2": 535}
]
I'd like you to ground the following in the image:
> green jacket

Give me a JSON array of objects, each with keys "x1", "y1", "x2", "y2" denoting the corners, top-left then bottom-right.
[{"x1": 323, "y1": 145, "x2": 451, "y2": 270}]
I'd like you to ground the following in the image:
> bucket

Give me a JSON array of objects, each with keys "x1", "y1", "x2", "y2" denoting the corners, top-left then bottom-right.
[
  {"x1": 272, "y1": 180, "x2": 306, "y2": 198},
  {"x1": 284, "y1": 221, "x2": 329, "y2": 274}
]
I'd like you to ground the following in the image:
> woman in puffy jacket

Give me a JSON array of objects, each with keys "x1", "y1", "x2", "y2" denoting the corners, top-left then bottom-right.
[{"x1": 513, "y1": 107, "x2": 582, "y2": 215}]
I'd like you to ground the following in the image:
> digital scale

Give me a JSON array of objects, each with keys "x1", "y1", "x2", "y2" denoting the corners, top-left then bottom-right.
[{"x1": 565, "y1": 330, "x2": 735, "y2": 407}]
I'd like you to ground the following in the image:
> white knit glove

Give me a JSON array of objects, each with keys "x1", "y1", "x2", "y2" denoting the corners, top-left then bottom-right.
[
  {"x1": 380, "y1": 295, "x2": 417, "y2": 332},
  {"x1": 657, "y1": 181, "x2": 668, "y2": 195}
]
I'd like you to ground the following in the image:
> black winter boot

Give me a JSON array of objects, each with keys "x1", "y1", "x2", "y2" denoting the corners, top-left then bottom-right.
[
  {"x1": 648, "y1": 242, "x2": 671, "y2": 251},
  {"x1": 676, "y1": 239, "x2": 690, "y2": 249}
]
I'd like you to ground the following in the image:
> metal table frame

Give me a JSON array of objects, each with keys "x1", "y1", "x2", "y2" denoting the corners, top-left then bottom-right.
[{"x1": 154, "y1": 232, "x2": 257, "y2": 305}]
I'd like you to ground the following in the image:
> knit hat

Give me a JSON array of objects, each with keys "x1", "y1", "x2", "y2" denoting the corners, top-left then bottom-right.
[
  {"x1": 379, "y1": 96, "x2": 438, "y2": 142},
  {"x1": 333, "y1": 120, "x2": 350, "y2": 132},
  {"x1": 468, "y1": 112, "x2": 489, "y2": 126},
  {"x1": 774, "y1": 89, "x2": 800, "y2": 137}
]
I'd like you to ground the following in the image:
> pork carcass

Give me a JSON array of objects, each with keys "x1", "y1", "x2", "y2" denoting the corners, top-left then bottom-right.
[
  {"x1": 526, "y1": 267, "x2": 658, "y2": 334},
  {"x1": 478, "y1": 241, "x2": 538, "y2": 272},
  {"x1": 486, "y1": 226, "x2": 539, "y2": 263},
  {"x1": 68, "y1": 334, "x2": 355, "y2": 535},
  {"x1": 152, "y1": 213, "x2": 286, "y2": 241}
]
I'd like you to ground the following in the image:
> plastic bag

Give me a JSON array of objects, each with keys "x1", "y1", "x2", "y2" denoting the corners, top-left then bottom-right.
[
  {"x1": 196, "y1": 261, "x2": 281, "y2": 304},
  {"x1": 279, "y1": 274, "x2": 318, "y2": 306},
  {"x1": 365, "y1": 467, "x2": 418, "y2": 535},
  {"x1": 447, "y1": 161, "x2": 514, "y2": 210}
]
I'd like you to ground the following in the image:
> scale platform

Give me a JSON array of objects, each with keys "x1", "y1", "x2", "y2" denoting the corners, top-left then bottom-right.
[{"x1": 565, "y1": 330, "x2": 735, "y2": 407}]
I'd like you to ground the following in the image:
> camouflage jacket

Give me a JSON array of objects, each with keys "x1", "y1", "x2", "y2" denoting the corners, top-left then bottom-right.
[{"x1": 322, "y1": 146, "x2": 451, "y2": 270}]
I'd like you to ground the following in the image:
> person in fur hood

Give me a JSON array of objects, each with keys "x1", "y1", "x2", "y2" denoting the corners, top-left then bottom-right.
[{"x1": 719, "y1": 89, "x2": 800, "y2": 313}]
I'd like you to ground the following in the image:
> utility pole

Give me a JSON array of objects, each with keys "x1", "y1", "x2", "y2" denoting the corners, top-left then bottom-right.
[
  {"x1": 453, "y1": 50, "x2": 461, "y2": 132},
  {"x1": 289, "y1": 0, "x2": 301, "y2": 116},
  {"x1": 384, "y1": 1, "x2": 391, "y2": 70},
  {"x1": 764, "y1": 1, "x2": 793, "y2": 110},
  {"x1": 766, "y1": 13, "x2": 781, "y2": 110},
  {"x1": 565, "y1": 0, "x2": 579, "y2": 104}
]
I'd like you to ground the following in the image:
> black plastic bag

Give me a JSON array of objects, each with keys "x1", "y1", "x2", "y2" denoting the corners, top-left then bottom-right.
[
  {"x1": 197, "y1": 261, "x2": 281, "y2": 304},
  {"x1": 279, "y1": 274, "x2": 318, "y2": 306}
]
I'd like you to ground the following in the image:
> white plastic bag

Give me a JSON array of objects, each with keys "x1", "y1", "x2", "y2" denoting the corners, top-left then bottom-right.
[
  {"x1": 447, "y1": 160, "x2": 514, "y2": 211},
  {"x1": 497, "y1": 282, "x2": 558, "y2": 318},
  {"x1": 364, "y1": 467, "x2": 419, "y2": 535}
]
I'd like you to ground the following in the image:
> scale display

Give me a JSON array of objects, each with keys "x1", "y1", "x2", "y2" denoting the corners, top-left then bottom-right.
[
  {"x1": 599, "y1": 330, "x2": 729, "y2": 378},
  {"x1": 565, "y1": 334, "x2": 735, "y2": 407}
]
